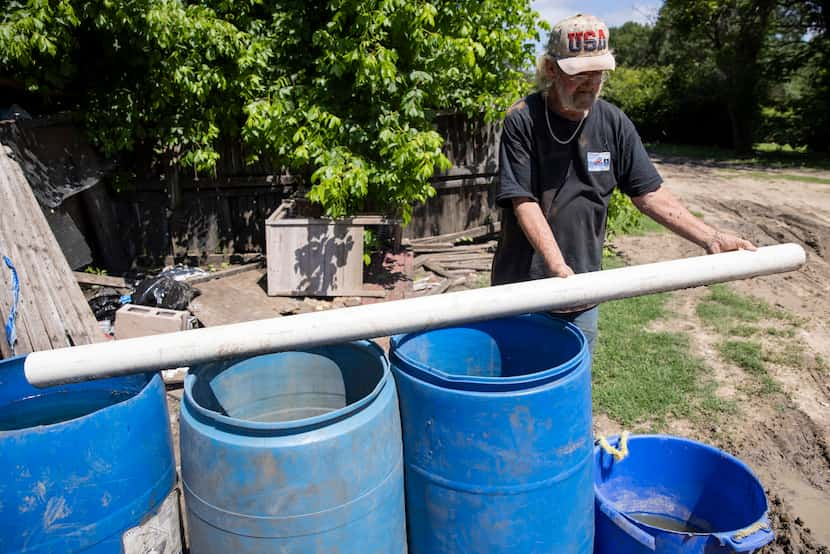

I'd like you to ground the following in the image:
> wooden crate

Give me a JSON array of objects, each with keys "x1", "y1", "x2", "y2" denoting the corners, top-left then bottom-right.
[{"x1": 265, "y1": 216, "x2": 365, "y2": 297}]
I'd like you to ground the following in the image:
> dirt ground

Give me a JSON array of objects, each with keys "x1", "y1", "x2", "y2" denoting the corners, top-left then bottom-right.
[{"x1": 607, "y1": 158, "x2": 830, "y2": 553}]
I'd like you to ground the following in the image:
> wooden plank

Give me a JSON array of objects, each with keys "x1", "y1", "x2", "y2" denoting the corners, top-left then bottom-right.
[
  {"x1": 409, "y1": 221, "x2": 501, "y2": 245},
  {"x1": 0, "y1": 219, "x2": 43, "y2": 355},
  {"x1": 266, "y1": 288, "x2": 386, "y2": 298},
  {"x1": 441, "y1": 262, "x2": 492, "y2": 271},
  {"x1": 409, "y1": 242, "x2": 456, "y2": 250},
  {"x1": 0, "y1": 152, "x2": 60, "y2": 349},
  {"x1": 74, "y1": 271, "x2": 129, "y2": 289},
  {"x1": 350, "y1": 215, "x2": 401, "y2": 226},
  {"x1": 430, "y1": 176, "x2": 496, "y2": 190},
  {"x1": 422, "y1": 261, "x2": 473, "y2": 279},
  {"x1": 0, "y1": 154, "x2": 78, "y2": 348},
  {"x1": 423, "y1": 252, "x2": 494, "y2": 262},
  {"x1": 413, "y1": 255, "x2": 433, "y2": 270},
  {"x1": 425, "y1": 276, "x2": 468, "y2": 296},
  {"x1": 0, "y1": 147, "x2": 100, "y2": 349},
  {"x1": 3, "y1": 151, "x2": 99, "y2": 346},
  {"x1": 424, "y1": 278, "x2": 451, "y2": 296},
  {"x1": 433, "y1": 165, "x2": 498, "y2": 179},
  {"x1": 0, "y1": 154, "x2": 60, "y2": 351},
  {"x1": 410, "y1": 242, "x2": 497, "y2": 254},
  {"x1": 184, "y1": 262, "x2": 263, "y2": 285}
]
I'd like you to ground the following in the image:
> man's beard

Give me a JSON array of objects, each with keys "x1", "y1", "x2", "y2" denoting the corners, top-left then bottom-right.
[{"x1": 553, "y1": 77, "x2": 600, "y2": 113}]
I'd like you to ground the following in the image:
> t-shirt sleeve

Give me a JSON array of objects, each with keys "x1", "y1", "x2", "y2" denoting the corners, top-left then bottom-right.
[
  {"x1": 614, "y1": 110, "x2": 663, "y2": 197},
  {"x1": 496, "y1": 108, "x2": 537, "y2": 208}
]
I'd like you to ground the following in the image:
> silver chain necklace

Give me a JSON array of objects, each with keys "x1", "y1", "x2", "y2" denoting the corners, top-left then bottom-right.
[{"x1": 544, "y1": 95, "x2": 586, "y2": 145}]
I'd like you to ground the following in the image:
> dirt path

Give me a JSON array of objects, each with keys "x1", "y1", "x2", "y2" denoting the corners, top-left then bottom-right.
[{"x1": 610, "y1": 159, "x2": 830, "y2": 553}]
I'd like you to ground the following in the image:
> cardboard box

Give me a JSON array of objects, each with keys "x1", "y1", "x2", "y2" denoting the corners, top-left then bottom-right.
[{"x1": 115, "y1": 305, "x2": 190, "y2": 339}]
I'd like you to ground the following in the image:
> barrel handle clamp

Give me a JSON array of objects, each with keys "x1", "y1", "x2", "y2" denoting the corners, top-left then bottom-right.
[
  {"x1": 718, "y1": 517, "x2": 773, "y2": 552},
  {"x1": 597, "y1": 430, "x2": 629, "y2": 461}
]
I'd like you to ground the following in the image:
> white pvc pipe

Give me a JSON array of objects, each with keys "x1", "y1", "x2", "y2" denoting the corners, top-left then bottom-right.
[{"x1": 24, "y1": 243, "x2": 806, "y2": 387}]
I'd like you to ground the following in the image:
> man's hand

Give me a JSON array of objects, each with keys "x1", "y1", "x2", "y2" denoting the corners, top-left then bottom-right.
[
  {"x1": 705, "y1": 230, "x2": 757, "y2": 254},
  {"x1": 549, "y1": 262, "x2": 575, "y2": 278}
]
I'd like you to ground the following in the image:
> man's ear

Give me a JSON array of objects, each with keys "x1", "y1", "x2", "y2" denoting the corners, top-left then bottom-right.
[{"x1": 545, "y1": 57, "x2": 557, "y2": 80}]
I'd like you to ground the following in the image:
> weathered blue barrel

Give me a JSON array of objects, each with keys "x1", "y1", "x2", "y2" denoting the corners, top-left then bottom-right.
[
  {"x1": 180, "y1": 341, "x2": 406, "y2": 553},
  {"x1": 0, "y1": 355, "x2": 178, "y2": 553},
  {"x1": 594, "y1": 434, "x2": 774, "y2": 553},
  {"x1": 390, "y1": 314, "x2": 594, "y2": 553}
]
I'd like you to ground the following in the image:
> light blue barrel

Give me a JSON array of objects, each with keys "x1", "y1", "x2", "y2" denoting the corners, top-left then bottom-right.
[
  {"x1": 0, "y1": 355, "x2": 177, "y2": 553},
  {"x1": 180, "y1": 340, "x2": 406, "y2": 553},
  {"x1": 390, "y1": 314, "x2": 594, "y2": 553}
]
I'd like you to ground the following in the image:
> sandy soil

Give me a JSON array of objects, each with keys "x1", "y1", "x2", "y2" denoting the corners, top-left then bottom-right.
[{"x1": 607, "y1": 158, "x2": 830, "y2": 553}]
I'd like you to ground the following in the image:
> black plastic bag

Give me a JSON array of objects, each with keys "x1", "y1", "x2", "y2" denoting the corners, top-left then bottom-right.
[
  {"x1": 132, "y1": 275, "x2": 199, "y2": 311},
  {"x1": 87, "y1": 287, "x2": 123, "y2": 321}
]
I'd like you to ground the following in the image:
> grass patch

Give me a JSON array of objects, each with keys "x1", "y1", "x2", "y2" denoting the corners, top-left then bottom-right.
[
  {"x1": 720, "y1": 170, "x2": 830, "y2": 186},
  {"x1": 718, "y1": 340, "x2": 765, "y2": 374},
  {"x1": 645, "y1": 142, "x2": 830, "y2": 170},
  {"x1": 717, "y1": 338, "x2": 781, "y2": 395},
  {"x1": 764, "y1": 343, "x2": 806, "y2": 369},
  {"x1": 593, "y1": 256, "x2": 725, "y2": 427},
  {"x1": 766, "y1": 327, "x2": 796, "y2": 338},
  {"x1": 756, "y1": 374, "x2": 782, "y2": 395},
  {"x1": 816, "y1": 355, "x2": 828, "y2": 374},
  {"x1": 729, "y1": 324, "x2": 759, "y2": 337},
  {"x1": 696, "y1": 284, "x2": 793, "y2": 332},
  {"x1": 697, "y1": 284, "x2": 801, "y2": 396}
]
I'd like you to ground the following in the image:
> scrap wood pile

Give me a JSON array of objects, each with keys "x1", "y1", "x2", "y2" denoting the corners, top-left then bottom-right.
[
  {"x1": 406, "y1": 222, "x2": 500, "y2": 296},
  {"x1": 0, "y1": 127, "x2": 102, "y2": 358}
]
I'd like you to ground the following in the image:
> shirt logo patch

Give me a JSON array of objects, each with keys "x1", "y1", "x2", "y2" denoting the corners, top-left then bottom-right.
[{"x1": 587, "y1": 151, "x2": 611, "y2": 172}]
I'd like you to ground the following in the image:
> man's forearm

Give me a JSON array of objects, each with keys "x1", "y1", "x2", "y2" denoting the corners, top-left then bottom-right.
[
  {"x1": 632, "y1": 187, "x2": 714, "y2": 247},
  {"x1": 632, "y1": 187, "x2": 756, "y2": 253},
  {"x1": 512, "y1": 197, "x2": 574, "y2": 277}
]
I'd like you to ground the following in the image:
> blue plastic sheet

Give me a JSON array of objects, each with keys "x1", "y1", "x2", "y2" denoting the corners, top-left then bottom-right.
[{"x1": 3, "y1": 255, "x2": 19, "y2": 354}]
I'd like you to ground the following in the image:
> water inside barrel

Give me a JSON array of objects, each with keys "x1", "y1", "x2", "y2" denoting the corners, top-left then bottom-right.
[
  {"x1": 0, "y1": 390, "x2": 133, "y2": 430},
  {"x1": 628, "y1": 512, "x2": 712, "y2": 534}
]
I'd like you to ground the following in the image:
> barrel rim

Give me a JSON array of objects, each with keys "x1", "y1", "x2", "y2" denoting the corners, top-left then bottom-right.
[
  {"x1": 183, "y1": 339, "x2": 391, "y2": 434},
  {"x1": 593, "y1": 433, "x2": 770, "y2": 535},
  {"x1": 0, "y1": 355, "x2": 156, "y2": 434},
  {"x1": 389, "y1": 314, "x2": 588, "y2": 392}
]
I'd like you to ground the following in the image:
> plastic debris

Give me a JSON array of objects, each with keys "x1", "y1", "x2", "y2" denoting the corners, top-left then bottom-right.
[{"x1": 132, "y1": 275, "x2": 199, "y2": 311}]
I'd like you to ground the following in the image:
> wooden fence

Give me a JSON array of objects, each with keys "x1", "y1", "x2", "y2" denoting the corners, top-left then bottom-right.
[{"x1": 33, "y1": 114, "x2": 502, "y2": 271}]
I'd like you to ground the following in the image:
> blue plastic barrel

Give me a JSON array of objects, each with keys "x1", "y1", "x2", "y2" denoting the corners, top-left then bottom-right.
[
  {"x1": 180, "y1": 341, "x2": 406, "y2": 553},
  {"x1": 0, "y1": 355, "x2": 177, "y2": 552},
  {"x1": 390, "y1": 314, "x2": 594, "y2": 553},
  {"x1": 594, "y1": 434, "x2": 774, "y2": 553}
]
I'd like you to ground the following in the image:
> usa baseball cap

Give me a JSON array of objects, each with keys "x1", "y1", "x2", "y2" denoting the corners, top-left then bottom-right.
[{"x1": 547, "y1": 14, "x2": 616, "y2": 75}]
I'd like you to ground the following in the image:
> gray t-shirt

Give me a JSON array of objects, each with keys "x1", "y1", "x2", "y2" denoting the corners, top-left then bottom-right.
[{"x1": 491, "y1": 93, "x2": 663, "y2": 285}]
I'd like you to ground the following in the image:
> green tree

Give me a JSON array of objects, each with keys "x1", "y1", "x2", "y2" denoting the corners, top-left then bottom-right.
[
  {"x1": 0, "y1": 0, "x2": 544, "y2": 222},
  {"x1": 659, "y1": 0, "x2": 778, "y2": 153},
  {"x1": 602, "y1": 65, "x2": 672, "y2": 140},
  {"x1": 608, "y1": 21, "x2": 658, "y2": 67},
  {"x1": 759, "y1": 1, "x2": 830, "y2": 152}
]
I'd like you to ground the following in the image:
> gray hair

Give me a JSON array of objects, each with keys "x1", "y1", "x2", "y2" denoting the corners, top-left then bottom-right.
[{"x1": 535, "y1": 53, "x2": 556, "y2": 92}]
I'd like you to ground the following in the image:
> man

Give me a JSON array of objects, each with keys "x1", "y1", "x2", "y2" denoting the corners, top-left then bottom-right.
[{"x1": 491, "y1": 13, "x2": 755, "y2": 352}]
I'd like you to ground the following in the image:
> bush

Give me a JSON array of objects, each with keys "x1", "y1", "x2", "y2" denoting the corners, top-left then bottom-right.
[
  {"x1": 602, "y1": 66, "x2": 672, "y2": 140},
  {"x1": 0, "y1": 0, "x2": 545, "y2": 222}
]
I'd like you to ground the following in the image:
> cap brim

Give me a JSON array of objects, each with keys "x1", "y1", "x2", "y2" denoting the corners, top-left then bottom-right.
[{"x1": 557, "y1": 52, "x2": 616, "y2": 75}]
